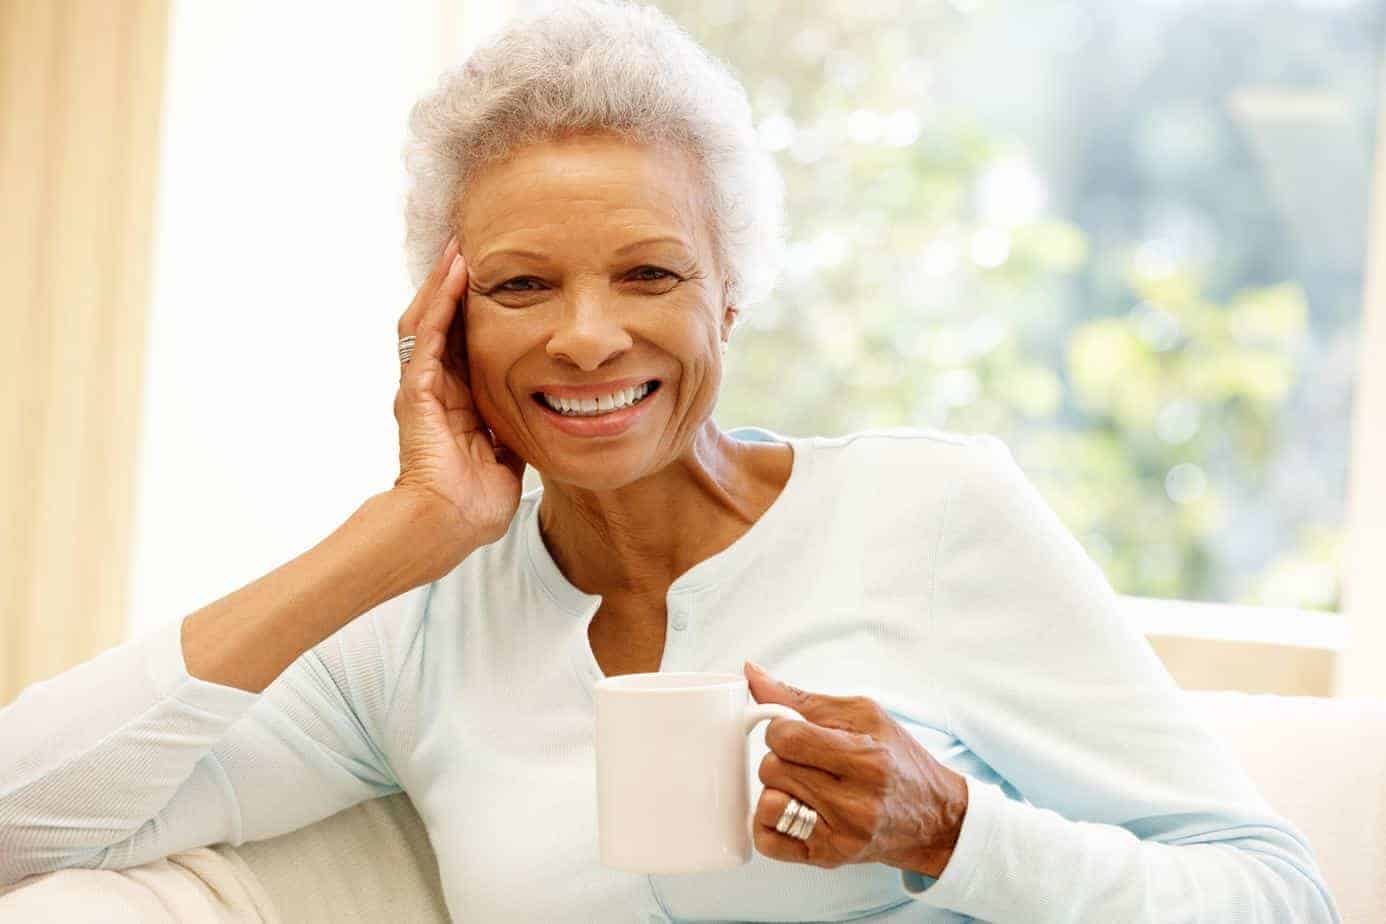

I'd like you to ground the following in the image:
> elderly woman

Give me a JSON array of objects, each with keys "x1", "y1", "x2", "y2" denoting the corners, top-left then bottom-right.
[{"x1": 0, "y1": 1, "x2": 1339, "y2": 922}]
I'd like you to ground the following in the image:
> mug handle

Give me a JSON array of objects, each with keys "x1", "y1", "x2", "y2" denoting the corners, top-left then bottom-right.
[{"x1": 742, "y1": 703, "x2": 806, "y2": 838}]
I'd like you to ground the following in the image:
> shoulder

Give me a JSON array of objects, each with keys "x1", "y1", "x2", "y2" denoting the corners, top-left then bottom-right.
[
  {"x1": 800, "y1": 427, "x2": 1039, "y2": 550},
  {"x1": 808, "y1": 426, "x2": 1019, "y2": 493},
  {"x1": 811, "y1": 427, "x2": 1066, "y2": 549}
]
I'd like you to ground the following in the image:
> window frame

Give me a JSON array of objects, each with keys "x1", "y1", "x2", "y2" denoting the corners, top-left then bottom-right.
[{"x1": 1337, "y1": 59, "x2": 1386, "y2": 698}]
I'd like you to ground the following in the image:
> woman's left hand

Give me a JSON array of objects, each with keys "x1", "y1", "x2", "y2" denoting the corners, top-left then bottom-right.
[{"x1": 744, "y1": 661, "x2": 969, "y2": 879}]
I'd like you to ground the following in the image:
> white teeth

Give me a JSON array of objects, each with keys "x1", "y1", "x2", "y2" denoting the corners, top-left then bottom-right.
[{"x1": 542, "y1": 382, "x2": 652, "y2": 416}]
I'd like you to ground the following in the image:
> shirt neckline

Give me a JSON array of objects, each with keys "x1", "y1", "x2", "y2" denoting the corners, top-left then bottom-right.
[{"x1": 521, "y1": 427, "x2": 814, "y2": 615}]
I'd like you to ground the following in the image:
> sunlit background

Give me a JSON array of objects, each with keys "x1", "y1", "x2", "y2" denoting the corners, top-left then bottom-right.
[{"x1": 4, "y1": 0, "x2": 1386, "y2": 703}]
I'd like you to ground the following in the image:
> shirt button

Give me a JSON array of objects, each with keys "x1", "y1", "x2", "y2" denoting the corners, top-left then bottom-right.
[{"x1": 671, "y1": 612, "x2": 688, "y2": 631}]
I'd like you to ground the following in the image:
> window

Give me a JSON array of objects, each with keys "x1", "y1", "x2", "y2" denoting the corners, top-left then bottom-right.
[
  {"x1": 128, "y1": 0, "x2": 514, "y2": 636},
  {"x1": 660, "y1": 0, "x2": 1385, "y2": 613}
]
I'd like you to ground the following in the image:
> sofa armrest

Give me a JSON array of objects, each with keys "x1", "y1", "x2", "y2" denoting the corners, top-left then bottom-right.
[
  {"x1": 0, "y1": 846, "x2": 276, "y2": 923},
  {"x1": 0, "y1": 791, "x2": 445, "y2": 924},
  {"x1": 227, "y1": 790, "x2": 448, "y2": 924}
]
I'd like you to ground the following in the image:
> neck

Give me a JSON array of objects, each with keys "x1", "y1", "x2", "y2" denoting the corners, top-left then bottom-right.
[{"x1": 535, "y1": 421, "x2": 791, "y2": 600}]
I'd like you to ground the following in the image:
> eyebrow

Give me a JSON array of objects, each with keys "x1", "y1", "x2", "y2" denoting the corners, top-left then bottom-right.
[
  {"x1": 613, "y1": 235, "x2": 690, "y2": 256},
  {"x1": 474, "y1": 235, "x2": 691, "y2": 269}
]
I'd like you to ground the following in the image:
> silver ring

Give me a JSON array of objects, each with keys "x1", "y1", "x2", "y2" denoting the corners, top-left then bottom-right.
[
  {"x1": 789, "y1": 807, "x2": 807, "y2": 839},
  {"x1": 398, "y1": 335, "x2": 416, "y2": 366},
  {"x1": 790, "y1": 804, "x2": 817, "y2": 840},
  {"x1": 774, "y1": 797, "x2": 816, "y2": 841},
  {"x1": 775, "y1": 798, "x2": 800, "y2": 834}
]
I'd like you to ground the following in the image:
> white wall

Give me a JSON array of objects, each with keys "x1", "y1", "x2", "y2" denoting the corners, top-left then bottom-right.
[{"x1": 128, "y1": 0, "x2": 519, "y2": 636}]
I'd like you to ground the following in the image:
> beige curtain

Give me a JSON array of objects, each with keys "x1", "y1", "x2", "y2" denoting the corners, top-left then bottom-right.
[{"x1": 0, "y1": 0, "x2": 170, "y2": 706}]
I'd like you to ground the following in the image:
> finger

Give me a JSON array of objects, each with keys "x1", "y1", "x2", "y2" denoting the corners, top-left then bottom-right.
[
  {"x1": 764, "y1": 720, "x2": 871, "y2": 778},
  {"x1": 784, "y1": 692, "x2": 888, "y2": 740},
  {"x1": 400, "y1": 328, "x2": 448, "y2": 399},
  {"x1": 398, "y1": 252, "x2": 466, "y2": 388},
  {"x1": 758, "y1": 750, "x2": 840, "y2": 808},
  {"x1": 752, "y1": 788, "x2": 814, "y2": 861},
  {"x1": 442, "y1": 280, "x2": 470, "y2": 381},
  {"x1": 746, "y1": 666, "x2": 881, "y2": 730},
  {"x1": 398, "y1": 235, "x2": 460, "y2": 339},
  {"x1": 415, "y1": 251, "x2": 468, "y2": 373}
]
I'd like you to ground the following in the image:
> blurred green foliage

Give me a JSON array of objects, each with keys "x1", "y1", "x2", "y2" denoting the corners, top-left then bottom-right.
[{"x1": 657, "y1": 0, "x2": 1381, "y2": 611}]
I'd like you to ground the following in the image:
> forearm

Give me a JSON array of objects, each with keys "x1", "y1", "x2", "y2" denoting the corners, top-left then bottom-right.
[
  {"x1": 0, "y1": 491, "x2": 469, "y2": 885},
  {"x1": 182, "y1": 489, "x2": 475, "y2": 693},
  {"x1": 903, "y1": 775, "x2": 1340, "y2": 923}
]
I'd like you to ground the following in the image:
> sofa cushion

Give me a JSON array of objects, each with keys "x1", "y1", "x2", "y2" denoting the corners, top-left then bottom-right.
[{"x1": 1185, "y1": 689, "x2": 1386, "y2": 924}]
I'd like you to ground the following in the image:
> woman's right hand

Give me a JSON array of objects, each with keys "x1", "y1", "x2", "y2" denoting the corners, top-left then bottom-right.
[{"x1": 392, "y1": 235, "x2": 526, "y2": 560}]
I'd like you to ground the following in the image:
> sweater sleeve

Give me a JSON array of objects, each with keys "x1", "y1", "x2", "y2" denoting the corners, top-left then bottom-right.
[
  {"x1": 897, "y1": 436, "x2": 1340, "y2": 922},
  {"x1": 0, "y1": 591, "x2": 417, "y2": 888}
]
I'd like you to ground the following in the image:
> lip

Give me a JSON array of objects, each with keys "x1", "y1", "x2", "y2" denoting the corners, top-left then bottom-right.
[
  {"x1": 532, "y1": 381, "x2": 661, "y2": 438},
  {"x1": 532, "y1": 376, "x2": 658, "y2": 400}
]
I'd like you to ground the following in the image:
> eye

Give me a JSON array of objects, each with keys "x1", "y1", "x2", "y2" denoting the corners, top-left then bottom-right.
[
  {"x1": 496, "y1": 276, "x2": 543, "y2": 293},
  {"x1": 630, "y1": 266, "x2": 677, "y2": 282}
]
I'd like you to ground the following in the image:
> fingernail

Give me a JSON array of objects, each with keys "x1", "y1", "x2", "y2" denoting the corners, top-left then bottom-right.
[
  {"x1": 746, "y1": 660, "x2": 767, "y2": 674},
  {"x1": 449, "y1": 254, "x2": 464, "y2": 275}
]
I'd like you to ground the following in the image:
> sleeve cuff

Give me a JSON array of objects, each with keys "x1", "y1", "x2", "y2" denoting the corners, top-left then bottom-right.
[
  {"x1": 899, "y1": 773, "x2": 1004, "y2": 906},
  {"x1": 144, "y1": 613, "x2": 264, "y2": 714}
]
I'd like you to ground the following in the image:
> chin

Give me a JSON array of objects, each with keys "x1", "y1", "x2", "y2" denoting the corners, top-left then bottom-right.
[{"x1": 544, "y1": 450, "x2": 656, "y2": 493}]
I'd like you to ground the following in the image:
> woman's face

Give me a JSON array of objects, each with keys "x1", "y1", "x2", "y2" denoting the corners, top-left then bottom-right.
[{"x1": 456, "y1": 132, "x2": 735, "y2": 492}]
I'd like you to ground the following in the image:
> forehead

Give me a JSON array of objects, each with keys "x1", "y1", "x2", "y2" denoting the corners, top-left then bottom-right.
[{"x1": 457, "y1": 133, "x2": 708, "y2": 254}]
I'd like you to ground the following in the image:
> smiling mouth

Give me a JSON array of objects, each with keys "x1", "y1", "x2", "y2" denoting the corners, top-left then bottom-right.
[{"x1": 531, "y1": 380, "x2": 662, "y2": 416}]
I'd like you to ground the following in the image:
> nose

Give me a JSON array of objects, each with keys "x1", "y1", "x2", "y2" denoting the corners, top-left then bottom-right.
[{"x1": 545, "y1": 287, "x2": 634, "y2": 371}]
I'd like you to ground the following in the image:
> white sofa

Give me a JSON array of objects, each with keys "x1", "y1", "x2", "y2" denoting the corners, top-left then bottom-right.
[{"x1": 2, "y1": 690, "x2": 1383, "y2": 923}]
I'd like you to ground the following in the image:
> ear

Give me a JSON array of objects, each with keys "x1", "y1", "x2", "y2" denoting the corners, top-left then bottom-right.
[{"x1": 721, "y1": 303, "x2": 740, "y2": 345}]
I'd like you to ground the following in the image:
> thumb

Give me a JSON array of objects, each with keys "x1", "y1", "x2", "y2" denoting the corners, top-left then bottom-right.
[
  {"x1": 745, "y1": 662, "x2": 860, "y2": 731},
  {"x1": 744, "y1": 660, "x2": 797, "y2": 706}
]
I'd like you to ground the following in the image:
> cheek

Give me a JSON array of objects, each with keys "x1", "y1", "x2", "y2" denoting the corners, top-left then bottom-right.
[
  {"x1": 653, "y1": 302, "x2": 722, "y2": 356},
  {"x1": 462, "y1": 318, "x2": 520, "y2": 404}
]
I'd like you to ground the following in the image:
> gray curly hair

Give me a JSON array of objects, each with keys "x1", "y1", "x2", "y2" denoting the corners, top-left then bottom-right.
[{"x1": 401, "y1": 0, "x2": 786, "y2": 326}]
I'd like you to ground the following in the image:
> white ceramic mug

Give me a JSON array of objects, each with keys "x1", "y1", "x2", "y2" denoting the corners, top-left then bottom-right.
[{"x1": 595, "y1": 671, "x2": 806, "y2": 874}]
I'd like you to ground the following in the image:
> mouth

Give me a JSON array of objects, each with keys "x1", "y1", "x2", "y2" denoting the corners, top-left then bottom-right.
[{"x1": 531, "y1": 379, "x2": 662, "y2": 417}]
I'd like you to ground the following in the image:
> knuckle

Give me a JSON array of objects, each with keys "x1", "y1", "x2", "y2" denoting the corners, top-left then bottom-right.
[
  {"x1": 850, "y1": 696, "x2": 887, "y2": 727},
  {"x1": 757, "y1": 753, "x2": 778, "y2": 785},
  {"x1": 844, "y1": 830, "x2": 872, "y2": 857},
  {"x1": 847, "y1": 695, "x2": 879, "y2": 715},
  {"x1": 401, "y1": 371, "x2": 428, "y2": 401},
  {"x1": 752, "y1": 827, "x2": 770, "y2": 854},
  {"x1": 777, "y1": 723, "x2": 806, "y2": 750},
  {"x1": 859, "y1": 750, "x2": 891, "y2": 787}
]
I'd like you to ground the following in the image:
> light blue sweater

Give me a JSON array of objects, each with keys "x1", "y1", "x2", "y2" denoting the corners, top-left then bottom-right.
[{"x1": 0, "y1": 427, "x2": 1339, "y2": 921}]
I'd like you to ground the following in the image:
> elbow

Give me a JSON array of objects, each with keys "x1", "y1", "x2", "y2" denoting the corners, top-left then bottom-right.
[
  {"x1": 0, "y1": 842, "x2": 107, "y2": 891},
  {"x1": 1277, "y1": 863, "x2": 1339, "y2": 924},
  {"x1": 1234, "y1": 845, "x2": 1340, "y2": 924}
]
